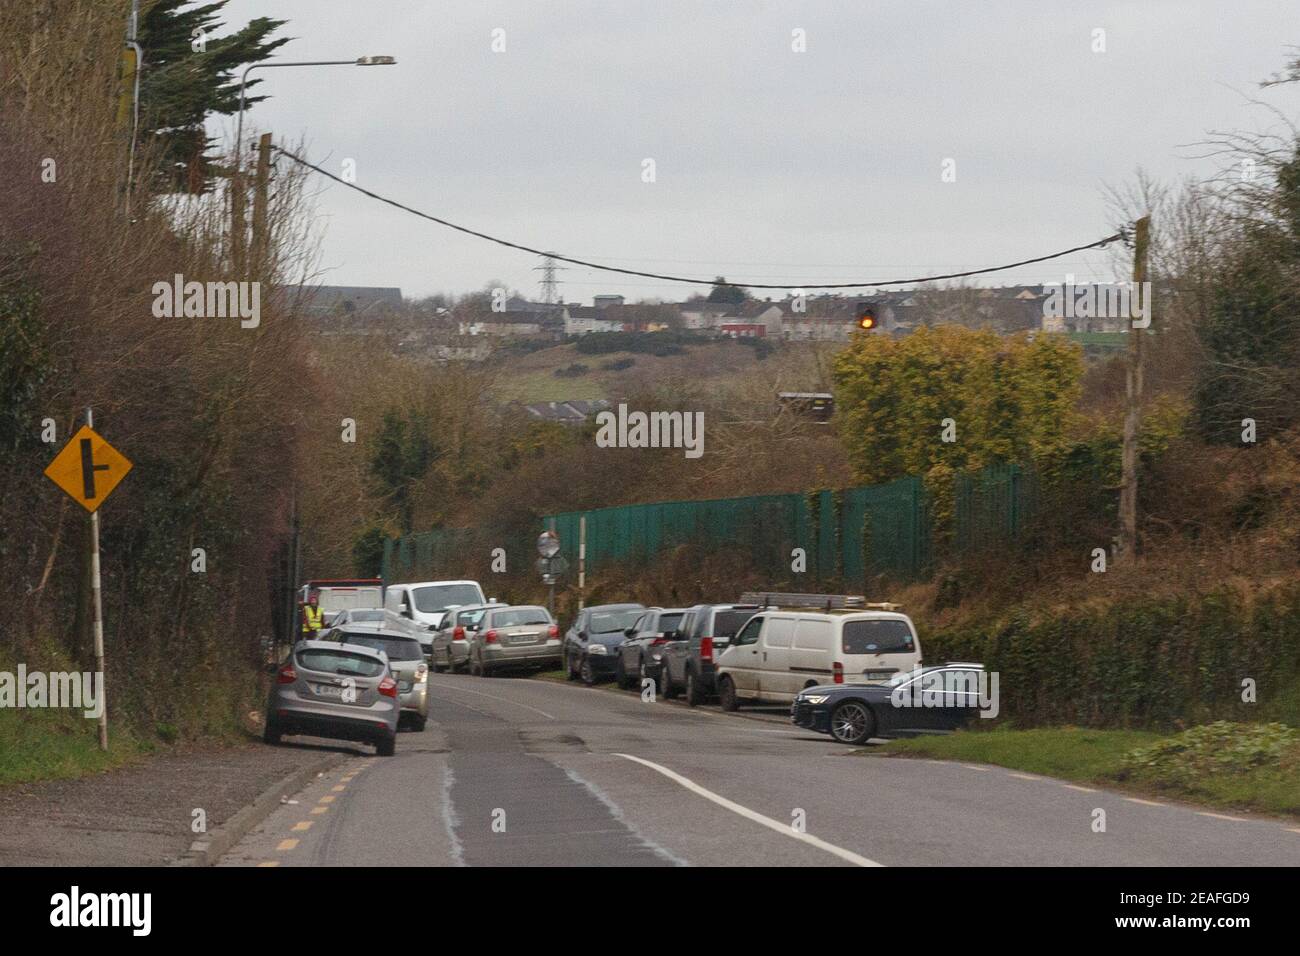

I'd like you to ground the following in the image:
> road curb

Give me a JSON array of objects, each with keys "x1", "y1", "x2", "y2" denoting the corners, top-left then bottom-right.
[{"x1": 171, "y1": 750, "x2": 348, "y2": 867}]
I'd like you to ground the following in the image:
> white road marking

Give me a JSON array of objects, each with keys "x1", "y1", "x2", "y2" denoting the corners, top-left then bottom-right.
[
  {"x1": 1063, "y1": 784, "x2": 1098, "y2": 793},
  {"x1": 1008, "y1": 772, "x2": 1042, "y2": 781},
  {"x1": 613, "y1": 752, "x2": 883, "y2": 867},
  {"x1": 561, "y1": 768, "x2": 688, "y2": 866},
  {"x1": 427, "y1": 679, "x2": 556, "y2": 719},
  {"x1": 962, "y1": 764, "x2": 992, "y2": 772},
  {"x1": 1124, "y1": 797, "x2": 1165, "y2": 807},
  {"x1": 440, "y1": 763, "x2": 466, "y2": 868},
  {"x1": 1197, "y1": 811, "x2": 1249, "y2": 822}
]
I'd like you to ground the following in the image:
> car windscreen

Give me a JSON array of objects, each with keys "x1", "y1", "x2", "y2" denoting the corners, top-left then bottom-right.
[
  {"x1": 333, "y1": 634, "x2": 424, "y2": 662},
  {"x1": 412, "y1": 584, "x2": 483, "y2": 612},
  {"x1": 346, "y1": 609, "x2": 385, "y2": 622},
  {"x1": 590, "y1": 609, "x2": 643, "y2": 633},
  {"x1": 842, "y1": 619, "x2": 915, "y2": 655},
  {"x1": 296, "y1": 649, "x2": 385, "y2": 677},
  {"x1": 490, "y1": 607, "x2": 551, "y2": 628},
  {"x1": 457, "y1": 608, "x2": 488, "y2": 627},
  {"x1": 317, "y1": 588, "x2": 383, "y2": 612},
  {"x1": 713, "y1": 608, "x2": 759, "y2": 638}
]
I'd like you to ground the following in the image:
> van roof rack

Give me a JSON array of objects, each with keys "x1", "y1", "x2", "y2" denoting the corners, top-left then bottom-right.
[
  {"x1": 740, "y1": 592, "x2": 905, "y2": 612},
  {"x1": 741, "y1": 592, "x2": 867, "y2": 611}
]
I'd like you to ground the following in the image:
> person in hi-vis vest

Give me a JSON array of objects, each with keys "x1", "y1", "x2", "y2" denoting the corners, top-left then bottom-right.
[{"x1": 301, "y1": 592, "x2": 324, "y2": 639}]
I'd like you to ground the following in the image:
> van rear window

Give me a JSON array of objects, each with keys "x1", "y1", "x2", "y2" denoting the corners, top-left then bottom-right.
[
  {"x1": 713, "y1": 609, "x2": 759, "y2": 638},
  {"x1": 842, "y1": 620, "x2": 915, "y2": 655}
]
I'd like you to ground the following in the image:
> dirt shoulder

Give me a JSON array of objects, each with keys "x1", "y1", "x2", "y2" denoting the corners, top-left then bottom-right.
[{"x1": 0, "y1": 738, "x2": 352, "y2": 866}]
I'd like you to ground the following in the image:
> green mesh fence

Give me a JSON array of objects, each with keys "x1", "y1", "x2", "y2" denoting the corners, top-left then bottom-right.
[{"x1": 383, "y1": 465, "x2": 1035, "y2": 587}]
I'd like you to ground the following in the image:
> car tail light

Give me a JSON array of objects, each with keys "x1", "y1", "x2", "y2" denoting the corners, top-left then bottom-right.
[
  {"x1": 700, "y1": 637, "x2": 714, "y2": 663},
  {"x1": 833, "y1": 661, "x2": 844, "y2": 684},
  {"x1": 485, "y1": 629, "x2": 499, "y2": 644},
  {"x1": 277, "y1": 663, "x2": 297, "y2": 684},
  {"x1": 546, "y1": 624, "x2": 559, "y2": 639},
  {"x1": 378, "y1": 676, "x2": 399, "y2": 698},
  {"x1": 650, "y1": 635, "x2": 668, "y2": 646},
  {"x1": 453, "y1": 626, "x2": 464, "y2": 640}
]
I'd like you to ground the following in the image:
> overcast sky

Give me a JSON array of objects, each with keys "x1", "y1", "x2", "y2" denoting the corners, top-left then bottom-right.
[{"x1": 213, "y1": 0, "x2": 1300, "y2": 304}]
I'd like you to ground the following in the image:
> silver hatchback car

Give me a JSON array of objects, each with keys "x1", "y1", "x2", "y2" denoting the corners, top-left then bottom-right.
[
  {"x1": 468, "y1": 605, "x2": 560, "y2": 676},
  {"x1": 264, "y1": 640, "x2": 400, "y2": 756},
  {"x1": 318, "y1": 625, "x2": 429, "y2": 732}
]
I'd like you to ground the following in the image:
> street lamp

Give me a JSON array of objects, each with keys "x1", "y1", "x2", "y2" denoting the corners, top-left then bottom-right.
[
  {"x1": 229, "y1": 56, "x2": 396, "y2": 266},
  {"x1": 233, "y1": 56, "x2": 398, "y2": 169}
]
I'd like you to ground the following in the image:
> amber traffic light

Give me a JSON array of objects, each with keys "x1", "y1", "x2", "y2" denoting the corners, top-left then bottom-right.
[{"x1": 856, "y1": 304, "x2": 878, "y2": 331}]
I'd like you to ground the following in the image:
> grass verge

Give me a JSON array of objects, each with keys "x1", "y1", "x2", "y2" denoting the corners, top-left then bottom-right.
[
  {"x1": 875, "y1": 724, "x2": 1300, "y2": 818},
  {"x1": 0, "y1": 706, "x2": 150, "y2": 786}
]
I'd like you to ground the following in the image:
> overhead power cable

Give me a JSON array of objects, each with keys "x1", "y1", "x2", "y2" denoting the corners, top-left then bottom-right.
[{"x1": 273, "y1": 145, "x2": 1127, "y2": 291}]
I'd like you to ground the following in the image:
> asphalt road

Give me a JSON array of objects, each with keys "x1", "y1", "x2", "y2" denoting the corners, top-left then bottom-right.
[{"x1": 219, "y1": 675, "x2": 1300, "y2": 867}]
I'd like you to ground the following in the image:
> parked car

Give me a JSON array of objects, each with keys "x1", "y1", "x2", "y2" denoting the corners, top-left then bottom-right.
[
  {"x1": 384, "y1": 580, "x2": 488, "y2": 654},
  {"x1": 430, "y1": 602, "x2": 498, "y2": 673},
  {"x1": 562, "y1": 604, "x2": 646, "y2": 684},
  {"x1": 714, "y1": 597, "x2": 923, "y2": 712},
  {"x1": 615, "y1": 607, "x2": 686, "y2": 689},
  {"x1": 317, "y1": 624, "x2": 429, "y2": 730},
  {"x1": 467, "y1": 604, "x2": 560, "y2": 677},
  {"x1": 790, "y1": 663, "x2": 985, "y2": 745},
  {"x1": 659, "y1": 603, "x2": 764, "y2": 705},
  {"x1": 263, "y1": 639, "x2": 400, "y2": 755}
]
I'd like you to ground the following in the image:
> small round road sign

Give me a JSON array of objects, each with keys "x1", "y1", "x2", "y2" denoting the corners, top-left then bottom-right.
[{"x1": 537, "y1": 530, "x2": 560, "y2": 558}]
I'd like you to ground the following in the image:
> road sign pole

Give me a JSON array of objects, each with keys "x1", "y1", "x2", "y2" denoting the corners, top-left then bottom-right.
[
  {"x1": 578, "y1": 515, "x2": 586, "y2": 612},
  {"x1": 85, "y1": 408, "x2": 108, "y2": 752}
]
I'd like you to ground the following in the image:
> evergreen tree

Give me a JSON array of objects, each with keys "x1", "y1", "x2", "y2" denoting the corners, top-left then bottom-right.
[{"x1": 137, "y1": 1, "x2": 290, "y2": 193}]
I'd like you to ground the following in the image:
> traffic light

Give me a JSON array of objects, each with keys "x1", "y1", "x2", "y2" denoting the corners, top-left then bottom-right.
[{"x1": 855, "y1": 303, "x2": 878, "y2": 331}]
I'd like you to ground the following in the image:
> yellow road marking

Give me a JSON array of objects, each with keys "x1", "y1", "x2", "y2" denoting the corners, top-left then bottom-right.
[
  {"x1": 332, "y1": 785, "x2": 346, "y2": 792},
  {"x1": 310, "y1": 806, "x2": 328, "y2": 815},
  {"x1": 292, "y1": 821, "x2": 312, "y2": 832},
  {"x1": 257, "y1": 861, "x2": 280, "y2": 868},
  {"x1": 319, "y1": 796, "x2": 334, "y2": 804},
  {"x1": 276, "y1": 839, "x2": 299, "y2": 851}
]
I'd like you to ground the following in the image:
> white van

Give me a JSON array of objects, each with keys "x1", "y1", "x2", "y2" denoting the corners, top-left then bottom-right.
[
  {"x1": 714, "y1": 599, "x2": 922, "y2": 709},
  {"x1": 384, "y1": 580, "x2": 488, "y2": 649}
]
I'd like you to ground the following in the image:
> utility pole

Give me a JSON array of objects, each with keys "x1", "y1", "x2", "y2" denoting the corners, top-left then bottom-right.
[
  {"x1": 1117, "y1": 215, "x2": 1151, "y2": 563},
  {"x1": 250, "y1": 132, "x2": 273, "y2": 271}
]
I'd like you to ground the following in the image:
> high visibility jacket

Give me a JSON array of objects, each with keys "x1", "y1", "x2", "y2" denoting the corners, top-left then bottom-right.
[{"x1": 302, "y1": 606, "x2": 324, "y2": 633}]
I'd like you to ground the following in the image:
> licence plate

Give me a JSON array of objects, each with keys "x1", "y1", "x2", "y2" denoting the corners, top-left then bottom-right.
[
  {"x1": 509, "y1": 633, "x2": 539, "y2": 645},
  {"x1": 398, "y1": 681, "x2": 412, "y2": 692},
  {"x1": 312, "y1": 682, "x2": 344, "y2": 698},
  {"x1": 865, "y1": 670, "x2": 895, "y2": 680}
]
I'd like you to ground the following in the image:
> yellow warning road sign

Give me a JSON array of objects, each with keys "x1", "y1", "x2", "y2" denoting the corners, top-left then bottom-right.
[{"x1": 44, "y1": 425, "x2": 133, "y2": 513}]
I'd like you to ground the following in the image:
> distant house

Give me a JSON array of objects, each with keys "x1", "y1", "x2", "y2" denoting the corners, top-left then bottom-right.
[
  {"x1": 565, "y1": 306, "x2": 623, "y2": 336},
  {"x1": 293, "y1": 285, "x2": 404, "y2": 330},
  {"x1": 522, "y1": 399, "x2": 611, "y2": 424},
  {"x1": 720, "y1": 322, "x2": 766, "y2": 338}
]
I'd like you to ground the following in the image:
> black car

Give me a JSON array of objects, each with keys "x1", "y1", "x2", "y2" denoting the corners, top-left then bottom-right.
[
  {"x1": 615, "y1": 607, "x2": 686, "y2": 689},
  {"x1": 660, "y1": 603, "x2": 763, "y2": 706},
  {"x1": 562, "y1": 603, "x2": 646, "y2": 684},
  {"x1": 791, "y1": 663, "x2": 987, "y2": 745}
]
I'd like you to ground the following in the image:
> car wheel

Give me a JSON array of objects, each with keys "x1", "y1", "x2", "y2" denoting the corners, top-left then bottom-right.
[
  {"x1": 685, "y1": 669, "x2": 705, "y2": 707},
  {"x1": 661, "y1": 662, "x2": 679, "y2": 700},
  {"x1": 262, "y1": 719, "x2": 282, "y2": 745},
  {"x1": 615, "y1": 657, "x2": 630, "y2": 689},
  {"x1": 564, "y1": 651, "x2": 578, "y2": 681},
  {"x1": 580, "y1": 656, "x2": 595, "y2": 685},
  {"x1": 431, "y1": 655, "x2": 445, "y2": 674},
  {"x1": 411, "y1": 715, "x2": 427, "y2": 732},
  {"x1": 375, "y1": 734, "x2": 396, "y2": 757},
  {"x1": 829, "y1": 701, "x2": 875, "y2": 746},
  {"x1": 718, "y1": 676, "x2": 739, "y2": 712}
]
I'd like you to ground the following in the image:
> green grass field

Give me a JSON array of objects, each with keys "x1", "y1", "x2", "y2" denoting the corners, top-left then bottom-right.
[
  {"x1": 876, "y1": 724, "x2": 1300, "y2": 817},
  {"x1": 0, "y1": 706, "x2": 148, "y2": 786}
]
